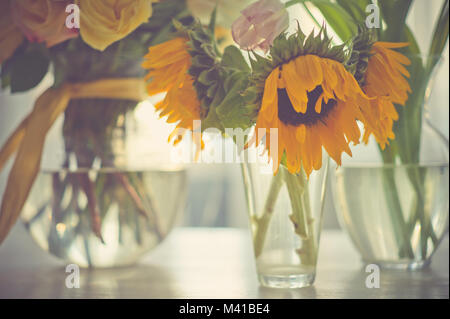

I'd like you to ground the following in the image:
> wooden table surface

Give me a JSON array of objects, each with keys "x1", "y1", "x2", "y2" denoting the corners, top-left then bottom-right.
[{"x1": 0, "y1": 226, "x2": 448, "y2": 299}]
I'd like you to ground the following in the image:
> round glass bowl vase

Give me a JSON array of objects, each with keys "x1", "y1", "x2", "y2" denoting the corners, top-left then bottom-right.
[{"x1": 20, "y1": 100, "x2": 187, "y2": 268}]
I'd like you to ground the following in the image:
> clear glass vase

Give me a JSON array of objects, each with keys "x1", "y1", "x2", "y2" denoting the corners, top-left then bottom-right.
[
  {"x1": 332, "y1": 162, "x2": 449, "y2": 269},
  {"x1": 20, "y1": 100, "x2": 187, "y2": 268},
  {"x1": 331, "y1": 53, "x2": 449, "y2": 270},
  {"x1": 241, "y1": 152, "x2": 328, "y2": 288}
]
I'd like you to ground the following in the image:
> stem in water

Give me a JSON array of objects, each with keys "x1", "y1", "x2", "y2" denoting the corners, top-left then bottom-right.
[{"x1": 253, "y1": 170, "x2": 284, "y2": 258}]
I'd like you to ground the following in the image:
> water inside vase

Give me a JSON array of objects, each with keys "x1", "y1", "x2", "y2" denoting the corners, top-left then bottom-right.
[
  {"x1": 21, "y1": 168, "x2": 187, "y2": 268},
  {"x1": 333, "y1": 164, "x2": 449, "y2": 265}
]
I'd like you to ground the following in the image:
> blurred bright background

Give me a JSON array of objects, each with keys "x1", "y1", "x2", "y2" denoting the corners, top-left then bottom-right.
[{"x1": 1, "y1": 0, "x2": 448, "y2": 239}]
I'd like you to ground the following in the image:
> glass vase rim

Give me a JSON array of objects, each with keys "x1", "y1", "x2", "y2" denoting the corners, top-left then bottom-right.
[{"x1": 40, "y1": 165, "x2": 186, "y2": 174}]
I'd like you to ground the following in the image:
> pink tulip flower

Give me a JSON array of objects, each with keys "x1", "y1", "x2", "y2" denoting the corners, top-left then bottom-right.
[{"x1": 231, "y1": 0, "x2": 289, "y2": 53}]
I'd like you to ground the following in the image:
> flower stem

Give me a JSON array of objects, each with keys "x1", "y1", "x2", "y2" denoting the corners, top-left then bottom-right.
[
  {"x1": 381, "y1": 169, "x2": 415, "y2": 259},
  {"x1": 285, "y1": 169, "x2": 317, "y2": 266},
  {"x1": 78, "y1": 173, "x2": 105, "y2": 244},
  {"x1": 283, "y1": 168, "x2": 308, "y2": 239},
  {"x1": 299, "y1": 177, "x2": 317, "y2": 266},
  {"x1": 405, "y1": 166, "x2": 435, "y2": 259},
  {"x1": 128, "y1": 172, "x2": 165, "y2": 241},
  {"x1": 252, "y1": 170, "x2": 284, "y2": 258},
  {"x1": 114, "y1": 173, "x2": 149, "y2": 219}
]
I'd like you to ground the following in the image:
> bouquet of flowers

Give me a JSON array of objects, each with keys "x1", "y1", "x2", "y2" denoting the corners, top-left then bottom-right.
[
  {"x1": 0, "y1": 0, "x2": 446, "y2": 276},
  {"x1": 139, "y1": 0, "x2": 417, "y2": 285},
  {"x1": 0, "y1": 0, "x2": 258, "y2": 266}
]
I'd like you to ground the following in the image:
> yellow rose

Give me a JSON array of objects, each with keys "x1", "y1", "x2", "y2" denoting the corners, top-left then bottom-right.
[
  {"x1": 0, "y1": 1, "x2": 24, "y2": 64},
  {"x1": 76, "y1": 0, "x2": 157, "y2": 51}
]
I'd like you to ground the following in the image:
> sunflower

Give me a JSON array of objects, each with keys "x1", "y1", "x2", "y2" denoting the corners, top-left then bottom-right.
[
  {"x1": 361, "y1": 42, "x2": 411, "y2": 148},
  {"x1": 348, "y1": 27, "x2": 411, "y2": 148},
  {"x1": 142, "y1": 19, "x2": 229, "y2": 158},
  {"x1": 248, "y1": 29, "x2": 368, "y2": 176},
  {"x1": 142, "y1": 37, "x2": 203, "y2": 148}
]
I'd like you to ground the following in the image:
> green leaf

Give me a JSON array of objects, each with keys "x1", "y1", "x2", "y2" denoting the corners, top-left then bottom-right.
[
  {"x1": 198, "y1": 68, "x2": 219, "y2": 85},
  {"x1": 10, "y1": 44, "x2": 50, "y2": 93},
  {"x1": 52, "y1": 67, "x2": 65, "y2": 89},
  {"x1": 336, "y1": 0, "x2": 371, "y2": 23},
  {"x1": 404, "y1": 26, "x2": 422, "y2": 56},
  {"x1": 308, "y1": 0, "x2": 358, "y2": 42},
  {"x1": 221, "y1": 46, "x2": 250, "y2": 72},
  {"x1": 215, "y1": 71, "x2": 253, "y2": 130},
  {"x1": 208, "y1": 5, "x2": 218, "y2": 34},
  {"x1": 1, "y1": 60, "x2": 12, "y2": 89},
  {"x1": 379, "y1": 0, "x2": 413, "y2": 42},
  {"x1": 1, "y1": 41, "x2": 27, "y2": 90},
  {"x1": 202, "y1": 83, "x2": 226, "y2": 131},
  {"x1": 1, "y1": 74, "x2": 10, "y2": 89},
  {"x1": 426, "y1": 0, "x2": 449, "y2": 74}
]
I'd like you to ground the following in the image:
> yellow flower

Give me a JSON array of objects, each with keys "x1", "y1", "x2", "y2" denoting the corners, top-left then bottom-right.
[
  {"x1": 0, "y1": 1, "x2": 24, "y2": 64},
  {"x1": 252, "y1": 54, "x2": 367, "y2": 176},
  {"x1": 142, "y1": 38, "x2": 203, "y2": 152},
  {"x1": 75, "y1": 0, "x2": 157, "y2": 51},
  {"x1": 361, "y1": 42, "x2": 411, "y2": 148}
]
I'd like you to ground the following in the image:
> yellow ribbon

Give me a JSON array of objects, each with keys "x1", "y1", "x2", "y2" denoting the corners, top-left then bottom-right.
[{"x1": 0, "y1": 78, "x2": 147, "y2": 244}]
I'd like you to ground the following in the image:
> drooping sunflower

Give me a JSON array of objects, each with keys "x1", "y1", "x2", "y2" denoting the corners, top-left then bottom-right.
[
  {"x1": 363, "y1": 42, "x2": 411, "y2": 148},
  {"x1": 247, "y1": 28, "x2": 369, "y2": 176},
  {"x1": 349, "y1": 28, "x2": 411, "y2": 148},
  {"x1": 143, "y1": 37, "x2": 202, "y2": 147},
  {"x1": 142, "y1": 21, "x2": 225, "y2": 156}
]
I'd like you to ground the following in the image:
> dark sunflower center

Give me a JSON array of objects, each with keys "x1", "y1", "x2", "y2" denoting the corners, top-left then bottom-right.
[{"x1": 277, "y1": 86, "x2": 336, "y2": 126}]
